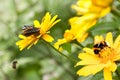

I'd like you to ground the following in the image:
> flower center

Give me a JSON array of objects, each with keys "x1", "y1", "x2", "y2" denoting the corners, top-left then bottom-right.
[
  {"x1": 93, "y1": 41, "x2": 114, "y2": 59},
  {"x1": 99, "y1": 47, "x2": 113, "y2": 58}
]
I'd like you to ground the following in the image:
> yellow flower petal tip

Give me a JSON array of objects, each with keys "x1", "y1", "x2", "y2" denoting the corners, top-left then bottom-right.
[
  {"x1": 42, "y1": 34, "x2": 54, "y2": 42},
  {"x1": 34, "y1": 20, "x2": 41, "y2": 28}
]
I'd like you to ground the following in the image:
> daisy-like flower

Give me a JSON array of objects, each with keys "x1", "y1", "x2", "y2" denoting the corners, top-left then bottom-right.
[
  {"x1": 54, "y1": 14, "x2": 97, "y2": 50},
  {"x1": 71, "y1": 0, "x2": 113, "y2": 17},
  {"x1": 16, "y1": 12, "x2": 61, "y2": 50},
  {"x1": 54, "y1": 0, "x2": 113, "y2": 50},
  {"x1": 75, "y1": 32, "x2": 120, "y2": 80}
]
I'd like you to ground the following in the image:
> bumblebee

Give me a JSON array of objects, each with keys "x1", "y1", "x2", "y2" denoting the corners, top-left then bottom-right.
[
  {"x1": 22, "y1": 25, "x2": 40, "y2": 37},
  {"x1": 93, "y1": 41, "x2": 108, "y2": 54}
]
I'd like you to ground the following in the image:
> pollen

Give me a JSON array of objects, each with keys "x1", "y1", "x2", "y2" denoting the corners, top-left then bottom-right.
[{"x1": 99, "y1": 47, "x2": 113, "y2": 58}]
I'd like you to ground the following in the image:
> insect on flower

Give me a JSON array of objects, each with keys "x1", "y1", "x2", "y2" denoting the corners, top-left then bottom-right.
[
  {"x1": 12, "y1": 60, "x2": 18, "y2": 69},
  {"x1": 93, "y1": 41, "x2": 108, "y2": 54},
  {"x1": 16, "y1": 12, "x2": 61, "y2": 51},
  {"x1": 22, "y1": 25, "x2": 40, "y2": 37},
  {"x1": 75, "y1": 32, "x2": 120, "y2": 80}
]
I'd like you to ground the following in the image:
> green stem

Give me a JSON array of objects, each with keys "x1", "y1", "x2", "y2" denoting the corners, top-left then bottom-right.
[
  {"x1": 46, "y1": 46, "x2": 78, "y2": 79},
  {"x1": 72, "y1": 40, "x2": 84, "y2": 48},
  {"x1": 111, "y1": 6, "x2": 120, "y2": 17},
  {"x1": 89, "y1": 32, "x2": 94, "y2": 39},
  {"x1": 42, "y1": 39, "x2": 77, "y2": 63}
]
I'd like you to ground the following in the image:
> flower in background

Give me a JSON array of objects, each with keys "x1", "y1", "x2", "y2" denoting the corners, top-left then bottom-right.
[
  {"x1": 54, "y1": 0, "x2": 113, "y2": 50},
  {"x1": 71, "y1": 0, "x2": 113, "y2": 17},
  {"x1": 54, "y1": 14, "x2": 97, "y2": 50},
  {"x1": 75, "y1": 32, "x2": 120, "y2": 80},
  {"x1": 16, "y1": 12, "x2": 61, "y2": 50}
]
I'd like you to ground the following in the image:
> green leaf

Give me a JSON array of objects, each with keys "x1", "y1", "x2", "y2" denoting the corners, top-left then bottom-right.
[
  {"x1": 62, "y1": 43, "x2": 71, "y2": 53},
  {"x1": 91, "y1": 71, "x2": 103, "y2": 80},
  {"x1": 89, "y1": 21, "x2": 120, "y2": 36}
]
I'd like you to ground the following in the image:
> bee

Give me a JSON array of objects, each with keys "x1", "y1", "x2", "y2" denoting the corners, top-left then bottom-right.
[
  {"x1": 22, "y1": 25, "x2": 40, "y2": 37},
  {"x1": 93, "y1": 41, "x2": 108, "y2": 54},
  {"x1": 12, "y1": 60, "x2": 17, "y2": 69}
]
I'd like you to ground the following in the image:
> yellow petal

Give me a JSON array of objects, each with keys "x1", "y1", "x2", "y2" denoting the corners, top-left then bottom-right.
[
  {"x1": 78, "y1": 52, "x2": 94, "y2": 60},
  {"x1": 64, "y1": 30, "x2": 75, "y2": 41},
  {"x1": 104, "y1": 60, "x2": 111, "y2": 67},
  {"x1": 16, "y1": 35, "x2": 39, "y2": 50},
  {"x1": 77, "y1": 0, "x2": 91, "y2": 9},
  {"x1": 40, "y1": 12, "x2": 60, "y2": 33},
  {"x1": 16, "y1": 40, "x2": 25, "y2": 50},
  {"x1": 34, "y1": 20, "x2": 41, "y2": 28},
  {"x1": 77, "y1": 32, "x2": 88, "y2": 42},
  {"x1": 50, "y1": 19, "x2": 61, "y2": 29},
  {"x1": 103, "y1": 68, "x2": 112, "y2": 80},
  {"x1": 41, "y1": 12, "x2": 51, "y2": 32},
  {"x1": 114, "y1": 35, "x2": 120, "y2": 49},
  {"x1": 27, "y1": 43, "x2": 34, "y2": 50},
  {"x1": 76, "y1": 53, "x2": 100, "y2": 66},
  {"x1": 77, "y1": 64, "x2": 104, "y2": 76},
  {"x1": 71, "y1": 0, "x2": 91, "y2": 15},
  {"x1": 42, "y1": 34, "x2": 54, "y2": 42},
  {"x1": 109, "y1": 62, "x2": 117, "y2": 72},
  {"x1": 83, "y1": 48, "x2": 94, "y2": 55},
  {"x1": 71, "y1": 5, "x2": 88, "y2": 15},
  {"x1": 50, "y1": 15, "x2": 60, "y2": 27},
  {"x1": 92, "y1": 0, "x2": 113, "y2": 7},
  {"x1": 75, "y1": 59, "x2": 100, "y2": 66},
  {"x1": 105, "y1": 32, "x2": 113, "y2": 47},
  {"x1": 54, "y1": 39, "x2": 67, "y2": 50},
  {"x1": 94, "y1": 35, "x2": 104, "y2": 44},
  {"x1": 18, "y1": 34, "x2": 26, "y2": 39},
  {"x1": 113, "y1": 51, "x2": 120, "y2": 61},
  {"x1": 16, "y1": 40, "x2": 30, "y2": 51},
  {"x1": 34, "y1": 38, "x2": 39, "y2": 45},
  {"x1": 27, "y1": 38, "x2": 39, "y2": 49},
  {"x1": 99, "y1": 7, "x2": 111, "y2": 17}
]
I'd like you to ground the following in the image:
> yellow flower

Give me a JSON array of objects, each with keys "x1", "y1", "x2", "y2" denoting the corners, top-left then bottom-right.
[
  {"x1": 54, "y1": 0, "x2": 113, "y2": 50},
  {"x1": 16, "y1": 12, "x2": 61, "y2": 50},
  {"x1": 71, "y1": 0, "x2": 112, "y2": 17},
  {"x1": 54, "y1": 14, "x2": 97, "y2": 50},
  {"x1": 69, "y1": 14, "x2": 97, "y2": 42},
  {"x1": 75, "y1": 32, "x2": 120, "y2": 80}
]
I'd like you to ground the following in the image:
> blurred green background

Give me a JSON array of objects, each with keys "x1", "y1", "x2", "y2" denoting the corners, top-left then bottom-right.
[
  {"x1": 0, "y1": 0, "x2": 120, "y2": 80},
  {"x1": 0, "y1": 0, "x2": 78, "y2": 80}
]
